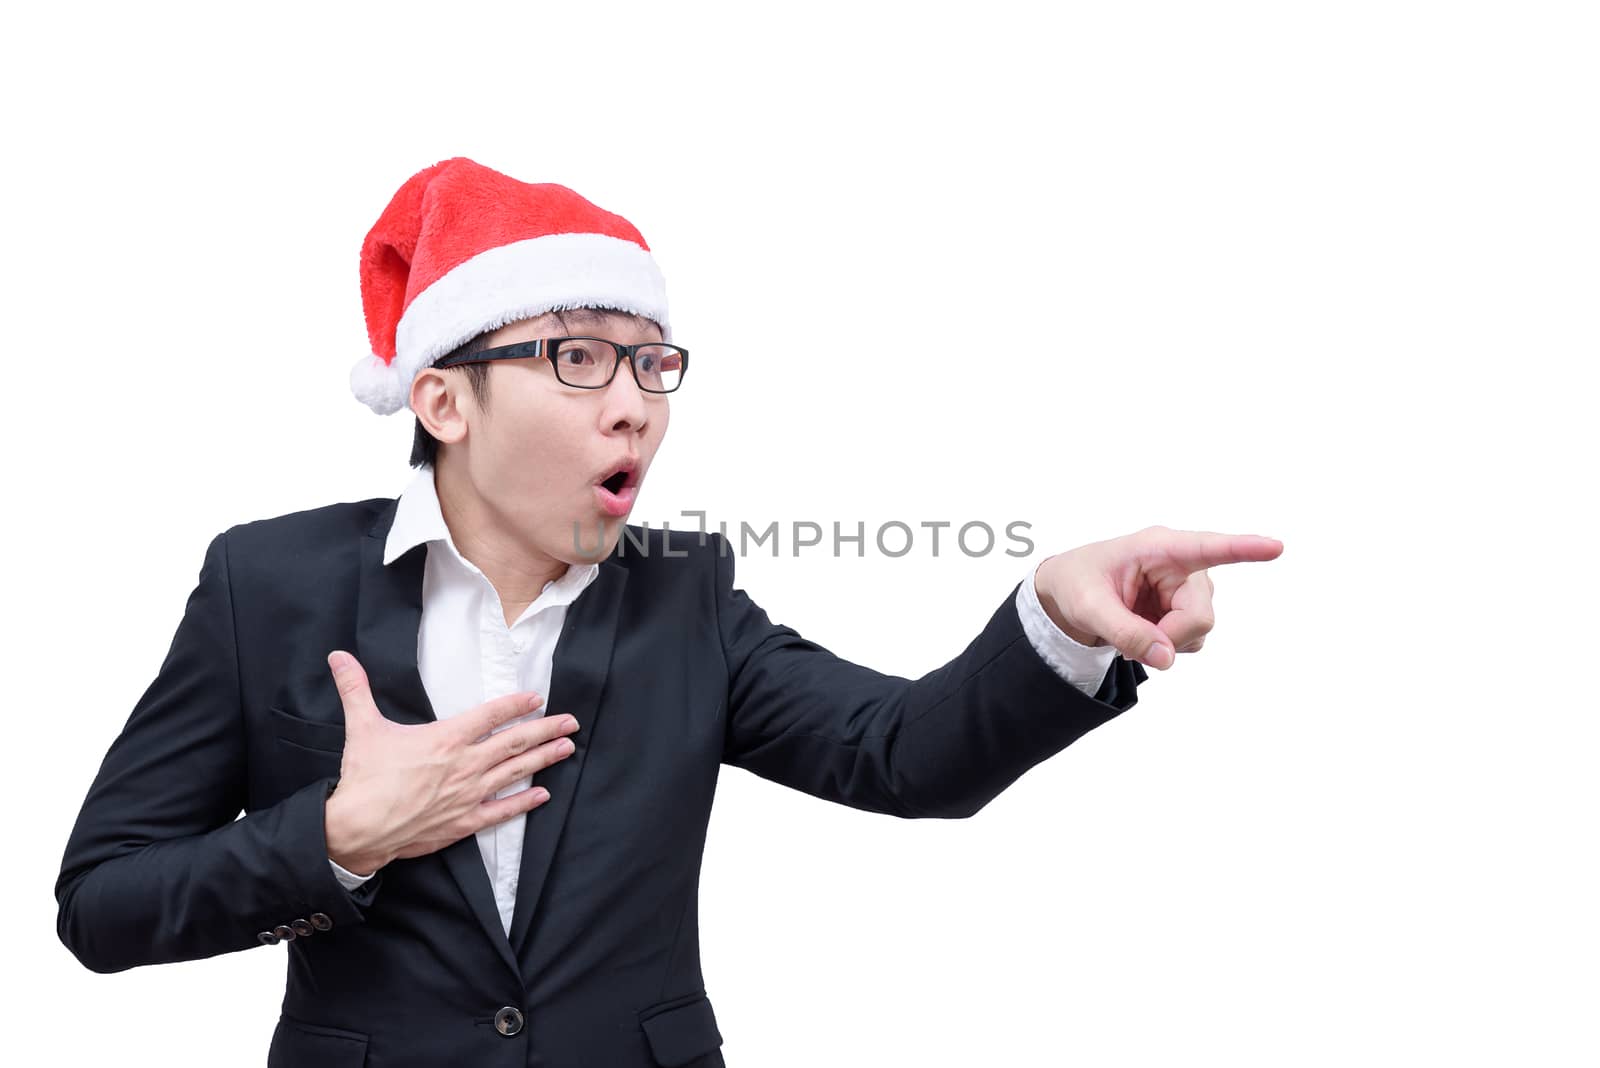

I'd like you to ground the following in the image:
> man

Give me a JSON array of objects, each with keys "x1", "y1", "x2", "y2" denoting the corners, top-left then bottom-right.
[{"x1": 56, "y1": 157, "x2": 1283, "y2": 1067}]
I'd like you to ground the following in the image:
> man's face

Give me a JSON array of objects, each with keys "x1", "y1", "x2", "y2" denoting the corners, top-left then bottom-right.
[{"x1": 444, "y1": 309, "x2": 671, "y2": 564}]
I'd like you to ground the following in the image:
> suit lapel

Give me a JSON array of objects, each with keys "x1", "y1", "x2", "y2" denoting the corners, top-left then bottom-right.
[
  {"x1": 357, "y1": 499, "x2": 521, "y2": 980},
  {"x1": 507, "y1": 557, "x2": 629, "y2": 958}
]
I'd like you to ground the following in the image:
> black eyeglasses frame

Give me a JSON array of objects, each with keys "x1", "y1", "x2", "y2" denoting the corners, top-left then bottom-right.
[{"x1": 432, "y1": 336, "x2": 689, "y2": 394}]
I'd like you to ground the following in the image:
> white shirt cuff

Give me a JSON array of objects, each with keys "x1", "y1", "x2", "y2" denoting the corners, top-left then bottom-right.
[
  {"x1": 1015, "y1": 558, "x2": 1120, "y2": 696},
  {"x1": 329, "y1": 857, "x2": 377, "y2": 890}
]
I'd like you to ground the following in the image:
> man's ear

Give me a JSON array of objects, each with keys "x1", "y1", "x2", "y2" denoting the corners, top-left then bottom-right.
[{"x1": 410, "y1": 367, "x2": 469, "y2": 446}]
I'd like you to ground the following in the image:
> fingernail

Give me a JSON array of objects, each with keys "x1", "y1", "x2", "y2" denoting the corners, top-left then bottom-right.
[
  {"x1": 565, "y1": 716, "x2": 580, "y2": 731},
  {"x1": 557, "y1": 739, "x2": 575, "y2": 755},
  {"x1": 528, "y1": 694, "x2": 542, "y2": 711},
  {"x1": 1144, "y1": 644, "x2": 1172, "y2": 670},
  {"x1": 328, "y1": 651, "x2": 350, "y2": 671},
  {"x1": 533, "y1": 787, "x2": 550, "y2": 801}
]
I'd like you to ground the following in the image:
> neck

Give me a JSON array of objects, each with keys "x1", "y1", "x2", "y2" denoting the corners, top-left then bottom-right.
[{"x1": 431, "y1": 460, "x2": 567, "y2": 626}]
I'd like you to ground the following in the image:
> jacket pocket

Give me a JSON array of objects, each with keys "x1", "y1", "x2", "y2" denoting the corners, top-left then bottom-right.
[
  {"x1": 638, "y1": 992, "x2": 724, "y2": 1067},
  {"x1": 267, "y1": 1015, "x2": 369, "y2": 1067},
  {"x1": 270, "y1": 705, "x2": 347, "y2": 756}
]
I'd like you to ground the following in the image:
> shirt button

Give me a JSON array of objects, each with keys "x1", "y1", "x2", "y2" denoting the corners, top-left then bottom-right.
[{"x1": 494, "y1": 1006, "x2": 525, "y2": 1036}]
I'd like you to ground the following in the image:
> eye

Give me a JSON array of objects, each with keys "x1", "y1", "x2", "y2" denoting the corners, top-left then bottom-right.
[{"x1": 560, "y1": 341, "x2": 603, "y2": 366}]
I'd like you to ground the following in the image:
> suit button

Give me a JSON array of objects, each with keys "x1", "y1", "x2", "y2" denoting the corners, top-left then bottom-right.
[
  {"x1": 272, "y1": 925, "x2": 296, "y2": 942},
  {"x1": 256, "y1": 930, "x2": 280, "y2": 946},
  {"x1": 290, "y1": 919, "x2": 315, "y2": 937},
  {"x1": 494, "y1": 1006, "x2": 524, "y2": 1036},
  {"x1": 309, "y1": 913, "x2": 333, "y2": 931}
]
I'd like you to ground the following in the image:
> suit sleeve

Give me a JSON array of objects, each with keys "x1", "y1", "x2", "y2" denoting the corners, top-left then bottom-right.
[
  {"x1": 714, "y1": 534, "x2": 1147, "y2": 819},
  {"x1": 55, "y1": 531, "x2": 377, "y2": 974}
]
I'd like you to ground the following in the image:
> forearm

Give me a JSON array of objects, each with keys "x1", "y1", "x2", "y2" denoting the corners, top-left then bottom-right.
[
  {"x1": 723, "y1": 580, "x2": 1143, "y2": 821},
  {"x1": 872, "y1": 584, "x2": 1141, "y2": 818},
  {"x1": 56, "y1": 778, "x2": 370, "y2": 973}
]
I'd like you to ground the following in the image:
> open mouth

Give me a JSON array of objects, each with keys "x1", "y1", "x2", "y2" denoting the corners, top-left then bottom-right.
[{"x1": 594, "y1": 461, "x2": 639, "y2": 518}]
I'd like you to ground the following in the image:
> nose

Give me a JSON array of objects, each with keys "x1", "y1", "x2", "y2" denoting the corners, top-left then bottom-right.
[{"x1": 600, "y1": 355, "x2": 650, "y2": 433}]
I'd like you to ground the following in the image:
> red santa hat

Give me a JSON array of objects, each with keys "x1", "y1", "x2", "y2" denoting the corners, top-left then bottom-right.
[{"x1": 350, "y1": 157, "x2": 670, "y2": 415}]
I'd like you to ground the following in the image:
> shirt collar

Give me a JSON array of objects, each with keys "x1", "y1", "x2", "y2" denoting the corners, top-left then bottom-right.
[
  {"x1": 383, "y1": 464, "x2": 452, "y2": 566},
  {"x1": 384, "y1": 465, "x2": 601, "y2": 606}
]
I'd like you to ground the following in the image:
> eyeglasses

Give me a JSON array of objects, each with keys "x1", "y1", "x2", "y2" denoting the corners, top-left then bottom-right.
[{"x1": 433, "y1": 336, "x2": 689, "y2": 393}]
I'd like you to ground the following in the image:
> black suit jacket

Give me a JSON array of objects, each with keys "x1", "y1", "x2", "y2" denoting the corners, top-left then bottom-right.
[{"x1": 56, "y1": 495, "x2": 1145, "y2": 1067}]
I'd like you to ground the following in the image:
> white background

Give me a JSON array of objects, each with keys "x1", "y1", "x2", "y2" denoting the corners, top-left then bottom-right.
[{"x1": 5, "y1": 1, "x2": 1595, "y2": 1064}]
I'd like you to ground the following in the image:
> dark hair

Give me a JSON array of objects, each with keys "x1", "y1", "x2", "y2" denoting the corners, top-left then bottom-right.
[{"x1": 409, "y1": 306, "x2": 662, "y2": 468}]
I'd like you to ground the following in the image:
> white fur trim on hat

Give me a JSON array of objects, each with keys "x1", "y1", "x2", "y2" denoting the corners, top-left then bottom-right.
[{"x1": 349, "y1": 232, "x2": 670, "y2": 416}]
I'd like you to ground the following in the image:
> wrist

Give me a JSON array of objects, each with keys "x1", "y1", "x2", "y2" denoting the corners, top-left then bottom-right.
[
  {"x1": 1056, "y1": 619, "x2": 1104, "y2": 648},
  {"x1": 1034, "y1": 558, "x2": 1104, "y2": 648},
  {"x1": 324, "y1": 784, "x2": 389, "y2": 875}
]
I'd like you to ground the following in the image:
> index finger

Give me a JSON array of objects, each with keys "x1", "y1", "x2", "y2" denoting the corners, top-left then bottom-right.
[
  {"x1": 1149, "y1": 529, "x2": 1284, "y2": 573},
  {"x1": 454, "y1": 690, "x2": 545, "y2": 744}
]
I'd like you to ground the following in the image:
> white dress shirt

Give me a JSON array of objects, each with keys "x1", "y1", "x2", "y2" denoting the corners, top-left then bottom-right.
[{"x1": 330, "y1": 465, "x2": 1120, "y2": 936}]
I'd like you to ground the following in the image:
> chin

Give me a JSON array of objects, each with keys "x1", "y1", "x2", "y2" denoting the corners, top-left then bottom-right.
[{"x1": 565, "y1": 515, "x2": 626, "y2": 562}]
